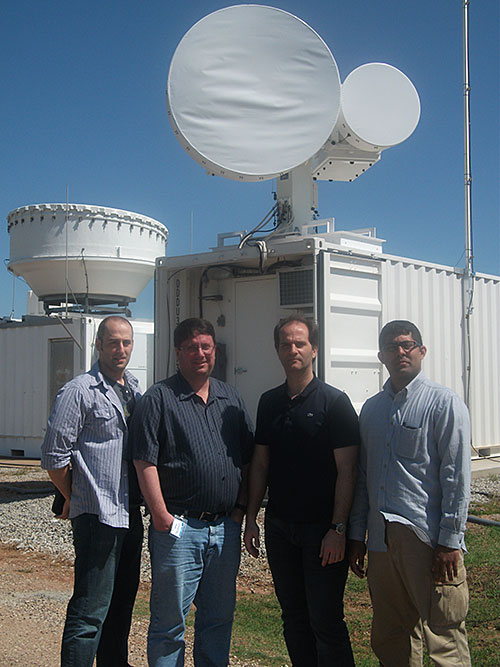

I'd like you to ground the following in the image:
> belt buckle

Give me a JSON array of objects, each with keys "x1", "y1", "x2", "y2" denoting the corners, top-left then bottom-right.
[{"x1": 199, "y1": 511, "x2": 216, "y2": 522}]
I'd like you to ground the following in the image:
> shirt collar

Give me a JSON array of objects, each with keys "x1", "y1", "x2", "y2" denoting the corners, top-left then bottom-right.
[
  {"x1": 384, "y1": 370, "x2": 426, "y2": 399},
  {"x1": 282, "y1": 374, "x2": 319, "y2": 401},
  {"x1": 176, "y1": 371, "x2": 229, "y2": 402},
  {"x1": 89, "y1": 361, "x2": 138, "y2": 392}
]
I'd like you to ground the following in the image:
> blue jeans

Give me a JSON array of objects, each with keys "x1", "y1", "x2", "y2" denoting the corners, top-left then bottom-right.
[
  {"x1": 265, "y1": 515, "x2": 355, "y2": 667},
  {"x1": 148, "y1": 515, "x2": 242, "y2": 667},
  {"x1": 61, "y1": 510, "x2": 143, "y2": 667}
]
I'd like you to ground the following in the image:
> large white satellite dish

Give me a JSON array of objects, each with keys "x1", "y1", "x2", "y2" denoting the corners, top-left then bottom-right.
[{"x1": 167, "y1": 5, "x2": 341, "y2": 181}]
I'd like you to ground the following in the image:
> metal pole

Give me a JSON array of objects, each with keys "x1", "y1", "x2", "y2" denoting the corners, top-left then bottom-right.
[
  {"x1": 463, "y1": 1, "x2": 473, "y2": 278},
  {"x1": 65, "y1": 185, "x2": 69, "y2": 319},
  {"x1": 462, "y1": 0, "x2": 474, "y2": 409}
]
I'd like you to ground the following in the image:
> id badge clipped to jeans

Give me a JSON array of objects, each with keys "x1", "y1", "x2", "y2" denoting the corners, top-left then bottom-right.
[{"x1": 170, "y1": 517, "x2": 186, "y2": 539}]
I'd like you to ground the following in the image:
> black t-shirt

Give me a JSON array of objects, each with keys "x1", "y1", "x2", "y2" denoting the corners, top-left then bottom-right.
[
  {"x1": 255, "y1": 376, "x2": 360, "y2": 523},
  {"x1": 109, "y1": 377, "x2": 142, "y2": 509}
]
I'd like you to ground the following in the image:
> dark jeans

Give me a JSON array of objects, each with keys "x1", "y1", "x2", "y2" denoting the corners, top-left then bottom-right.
[
  {"x1": 265, "y1": 515, "x2": 355, "y2": 667},
  {"x1": 61, "y1": 509, "x2": 143, "y2": 667}
]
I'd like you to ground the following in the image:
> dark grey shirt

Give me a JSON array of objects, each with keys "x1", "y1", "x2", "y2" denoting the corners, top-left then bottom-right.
[{"x1": 129, "y1": 372, "x2": 254, "y2": 514}]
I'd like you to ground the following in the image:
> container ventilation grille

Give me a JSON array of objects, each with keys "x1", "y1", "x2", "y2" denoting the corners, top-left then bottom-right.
[{"x1": 279, "y1": 269, "x2": 314, "y2": 306}]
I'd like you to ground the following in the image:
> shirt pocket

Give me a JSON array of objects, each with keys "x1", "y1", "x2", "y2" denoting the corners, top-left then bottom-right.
[
  {"x1": 93, "y1": 406, "x2": 114, "y2": 420},
  {"x1": 86, "y1": 405, "x2": 118, "y2": 442},
  {"x1": 393, "y1": 423, "x2": 424, "y2": 460}
]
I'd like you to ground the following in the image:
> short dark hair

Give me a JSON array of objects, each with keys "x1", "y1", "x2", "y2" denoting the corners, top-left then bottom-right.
[
  {"x1": 174, "y1": 318, "x2": 216, "y2": 349},
  {"x1": 96, "y1": 316, "x2": 133, "y2": 343},
  {"x1": 273, "y1": 315, "x2": 319, "y2": 350},
  {"x1": 379, "y1": 320, "x2": 423, "y2": 350}
]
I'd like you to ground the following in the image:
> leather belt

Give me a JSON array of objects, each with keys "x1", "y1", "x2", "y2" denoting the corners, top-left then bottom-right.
[{"x1": 171, "y1": 509, "x2": 228, "y2": 522}]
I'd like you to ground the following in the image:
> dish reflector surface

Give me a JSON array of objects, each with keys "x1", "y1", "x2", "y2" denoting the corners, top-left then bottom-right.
[
  {"x1": 167, "y1": 5, "x2": 341, "y2": 181},
  {"x1": 340, "y1": 63, "x2": 421, "y2": 151}
]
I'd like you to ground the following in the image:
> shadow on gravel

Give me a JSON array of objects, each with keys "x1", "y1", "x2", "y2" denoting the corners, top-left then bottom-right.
[{"x1": 0, "y1": 481, "x2": 54, "y2": 503}]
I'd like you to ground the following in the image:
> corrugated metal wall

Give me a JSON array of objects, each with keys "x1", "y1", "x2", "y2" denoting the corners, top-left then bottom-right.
[
  {"x1": 0, "y1": 316, "x2": 154, "y2": 458},
  {"x1": 381, "y1": 259, "x2": 465, "y2": 392},
  {"x1": 0, "y1": 319, "x2": 85, "y2": 457},
  {"x1": 468, "y1": 275, "x2": 500, "y2": 447},
  {"x1": 381, "y1": 258, "x2": 499, "y2": 448}
]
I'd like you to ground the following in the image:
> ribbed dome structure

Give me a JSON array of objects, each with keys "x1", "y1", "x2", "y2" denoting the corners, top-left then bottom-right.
[{"x1": 7, "y1": 203, "x2": 168, "y2": 310}]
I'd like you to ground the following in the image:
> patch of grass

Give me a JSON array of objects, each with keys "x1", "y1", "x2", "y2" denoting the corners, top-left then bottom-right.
[
  {"x1": 229, "y1": 517, "x2": 500, "y2": 665},
  {"x1": 132, "y1": 594, "x2": 150, "y2": 620},
  {"x1": 232, "y1": 592, "x2": 289, "y2": 667},
  {"x1": 133, "y1": 493, "x2": 499, "y2": 666},
  {"x1": 469, "y1": 498, "x2": 500, "y2": 515}
]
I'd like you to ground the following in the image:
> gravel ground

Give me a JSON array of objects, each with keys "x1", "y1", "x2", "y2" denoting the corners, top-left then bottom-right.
[
  {"x1": 0, "y1": 465, "x2": 271, "y2": 667},
  {"x1": 0, "y1": 464, "x2": 498, "y2": 666},
  {"x1": 0, "y1": 466, "x2": 498, "y2": 565},
  {"x1": 0, "y1": 466, "x2": 273, "y2": 589}
]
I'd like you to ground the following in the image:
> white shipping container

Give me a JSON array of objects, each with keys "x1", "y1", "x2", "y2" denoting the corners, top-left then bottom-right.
[
  {"x1": 154, "y1": 229, "x2": 500, "y2": 467},
  {"x1": 0, "y1": 315, "x2": 154, "y2": 458}
]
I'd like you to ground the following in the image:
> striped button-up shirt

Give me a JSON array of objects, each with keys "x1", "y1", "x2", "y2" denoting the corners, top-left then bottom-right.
[
  {"x1": 130, "y1": 372, "x2": 254, "y2": 514},
  {"x1": 41, "y1": 362, "x2": 141, "y2": 528},
  {"x1": 349, "y1": 371, "x2": 471, "y2": 551}
]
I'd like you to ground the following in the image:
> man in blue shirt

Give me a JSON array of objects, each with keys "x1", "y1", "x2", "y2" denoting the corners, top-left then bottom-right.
[
  {"x1": 41, "y1": 316, "x2": 143, "y2": 667},
  {"x1": 130, "y1": 317, "x2": 253, "y2": 667},
  {"x1": 349, "y1": 320, "x2": 471, "y2": 666}
]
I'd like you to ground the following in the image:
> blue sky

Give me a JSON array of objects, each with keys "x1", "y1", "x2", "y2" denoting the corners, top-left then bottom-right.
[{"x1": 1, "y1": 0, "x2": 498, "y2": 320}]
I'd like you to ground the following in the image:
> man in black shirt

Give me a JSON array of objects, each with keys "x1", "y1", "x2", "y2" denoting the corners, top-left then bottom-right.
[
  {"x1": 130, "y1": 318, "x2": 253, "y2": 667},
  {"x1": 244, "y1": 315, "x2": 359, "y2": 666}
]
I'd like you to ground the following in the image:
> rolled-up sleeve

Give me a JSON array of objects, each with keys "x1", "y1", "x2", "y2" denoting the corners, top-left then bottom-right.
[{"x1": 41, "y1": 384, "x2": 86, "y2": 470}]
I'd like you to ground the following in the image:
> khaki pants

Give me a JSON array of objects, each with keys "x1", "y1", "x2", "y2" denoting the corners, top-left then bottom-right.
[{"x1": 367, "y1": 522, "x2": 471, "y2": 666}]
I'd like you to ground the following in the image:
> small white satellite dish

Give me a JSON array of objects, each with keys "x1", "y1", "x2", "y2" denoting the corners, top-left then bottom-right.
[
  {"x1": 167, "y1": 5, "x2": 341, "y2": 181},
  {"x1": 338, "y1": 63, "x2": 421, "y2": 152}
]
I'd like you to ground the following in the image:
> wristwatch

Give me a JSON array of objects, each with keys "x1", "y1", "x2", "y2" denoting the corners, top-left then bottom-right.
[{"x1": 330, "y1": 522, "x2": 346, "y2": 535}]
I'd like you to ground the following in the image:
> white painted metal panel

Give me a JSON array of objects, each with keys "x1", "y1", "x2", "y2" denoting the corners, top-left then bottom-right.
[
  {"x1": 0, "y1": 315, "x2": 154, "y2": 458},
  {"x1": 154, "y1": 234, "x2": 500, "y2": 451},
  {"x1": 380, "y1": 260, "x2": 499, "y2": 448},
  {"x1": 467, "y1": 275, "x2": 500, "y2": 448},
  {"x1": 233, "y1": 277, "x2": 285, "y2": 422},
  {"x1": 319, "y1": 251, "x2": 382, "y2": 412},
  {"x1": 380, "y1": 260, "x2": 465, "y2": 393},
  {"x1": 0, "y1": 318, "x2": 84, "y2": 458}
]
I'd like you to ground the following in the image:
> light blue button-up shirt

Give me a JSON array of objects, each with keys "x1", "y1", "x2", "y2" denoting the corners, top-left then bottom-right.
[
  {"x1": 41, "y1": 362, "x2": 141, "y2": 528},
  {"x1": 349, "y1": 371, "x2": 471, "y2": 551}
]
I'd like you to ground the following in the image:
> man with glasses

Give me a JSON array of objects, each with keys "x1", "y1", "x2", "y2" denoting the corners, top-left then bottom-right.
[
  {"x1": 130, "y1": 318, "x2": 253, "y2": 667},
  {"x1": 244, "y1": 315, "x2": 359, "y2": 666},
  {"x1": 349, "y1": 320, "x2": 471, "y2": 666}
]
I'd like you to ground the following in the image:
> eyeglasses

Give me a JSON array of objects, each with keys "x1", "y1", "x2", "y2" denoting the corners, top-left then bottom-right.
[
  {"x1": 382, "y1": 340, "x2": 421, "y2": 354},
  {"x1": 179, "y1": 343, "x2": 215, "y2": 355}
]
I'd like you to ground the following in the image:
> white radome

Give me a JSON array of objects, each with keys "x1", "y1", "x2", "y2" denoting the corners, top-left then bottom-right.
[{"x1": 7, "y1": 203, "x2": 168, "y2": 304}]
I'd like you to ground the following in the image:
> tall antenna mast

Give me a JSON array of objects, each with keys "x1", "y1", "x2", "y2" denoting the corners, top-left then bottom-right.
[
  {"x1": 65, "y1": 185, "x2": 69, "y2": 319},
  {"x1": 463, "y1": 1, "x2": 473, "y2": 278},
  {"x1": 463, "y1": 0, "x2": 474, "y2": 408}
]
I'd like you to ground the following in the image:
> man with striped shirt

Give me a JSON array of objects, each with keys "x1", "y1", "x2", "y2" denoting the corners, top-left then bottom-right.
[
  {"x1": 130, "y1": 317, "x2": 254, "y2": 667},
  {"x1": 42, "y1": 316, "x2": 143, "y2": 667}
]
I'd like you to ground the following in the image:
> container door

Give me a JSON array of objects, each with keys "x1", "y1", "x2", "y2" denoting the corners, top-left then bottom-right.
[
  {"x1": 233, "y1": 277, "x2": 285, "y2": 422},
  {"x1": 48, "y1": 339, "x2": 74, "y2": 415},
  {"x1": 318, "y1": 251, "x2": 382, "y2": 412}
]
